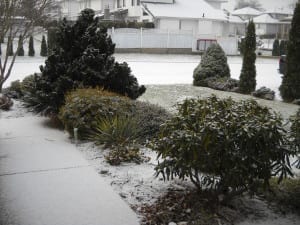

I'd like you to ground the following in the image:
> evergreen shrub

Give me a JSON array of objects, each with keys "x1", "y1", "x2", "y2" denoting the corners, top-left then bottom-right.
[
  {"x1": 280, "y1": 3, "x2": 300, "y2": 102},
  {"x1": 24, "y1": 9, "x2": 145, "y2": 114},
  {"x1": 17, "y1": 35, "x2": 24, "y2": 56},
  {"x1": 290, "y1": 109, "x2": 300, "y2": 168},
  {"x1": 279, "y1": 40, "x2": 288, "y2": 56},
  {"x1": 59, "y1": 88, "x2": 170, "y2": 141},
  {"x1": 28, "y1": 36, "x2": 35, "y2": 56},
  {"x1": 193, "y1": 43, "x2": 230, "y2": 86},
  {"x1": 239, "y1": 20, "x2": 257, "y2": 94},
  {"x1": 7, "y1": 37, "x2": 14, "y2": 56},
  {"x1": 40, "y1": 35, "x2": 48, "y2": 56},
  {"x1": 152, "y1": 96, "x2": 294, "y2": 201},
  {"x1": 272, "y1": 39, "x2": 280, "y2": 56}
]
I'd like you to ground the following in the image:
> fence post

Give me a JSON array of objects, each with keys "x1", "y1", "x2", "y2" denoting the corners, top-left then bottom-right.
[{"x1": 140, "y1": 27, "x2": 143, "y2": 49}]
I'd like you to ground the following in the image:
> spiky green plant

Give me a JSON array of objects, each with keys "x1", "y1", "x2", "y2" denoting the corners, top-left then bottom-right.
[{"x1": 90, "y1": 115, "x2": 140, "y2": 148}]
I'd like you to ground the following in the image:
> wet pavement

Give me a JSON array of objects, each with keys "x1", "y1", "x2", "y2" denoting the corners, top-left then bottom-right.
[{"x1": 0, "y1": 112, "x2": 139, "y2": 225}]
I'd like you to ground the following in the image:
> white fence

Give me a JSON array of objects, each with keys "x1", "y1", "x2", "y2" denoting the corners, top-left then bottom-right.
[{"x1": 108, "y1": 28, "x2": 238, "y2": 55}]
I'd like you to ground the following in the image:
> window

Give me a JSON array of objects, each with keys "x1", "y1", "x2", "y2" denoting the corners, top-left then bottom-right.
[
  {"x1": 117, "y1": 0, "x2": 121, "y2": 8},
  {"x1": 132, "y1": 0, "x2": 135, "y2": 6},
  {"x1": 123, "y1": 0, "x2": 126, "y2": 7},
  {"x1": 197, "y1": 39, "x2": 217, "y2": 51},
  {"x1": 137, "y1": 0, "x2": 140, "y2": 6}
]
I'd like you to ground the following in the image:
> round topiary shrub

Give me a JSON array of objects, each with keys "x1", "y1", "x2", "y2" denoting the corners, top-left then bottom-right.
[
  {"x1": 193, "y1": 43, "x2": 230, "y2": 87},
  {"x1": 152, "y1": 95, "x2": 294, "y2": 202}
]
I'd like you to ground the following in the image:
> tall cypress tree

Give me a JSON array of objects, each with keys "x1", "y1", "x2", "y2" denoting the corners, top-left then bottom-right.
[
  {"x1": 239, "y1": 20, "x2": 257, "y2": 94},
  {"x1": 280, "y1": 3, "x2": 300, "y2": 102},
  {"x1": 17, "y1": 35, "x2": 25, "y2": 56},
  {"x1": 28, "y1": 36, "x2": 35, "y2": 56},
  {"x1": 7, "y1": 36, "x2": 14, "y2": 56},
  {"x1": 279, "y1": 40, "x2": 287, "y2": 56},
  {"x1": 272, "y1": 39, "x2": 280, "y2": 56},
  {"x1": 40, "y1": 35, "x2": 48, "y2": 57}
]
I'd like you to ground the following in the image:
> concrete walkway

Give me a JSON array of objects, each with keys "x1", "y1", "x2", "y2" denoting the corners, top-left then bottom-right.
[{"x1": 0, "y1": 113, "x2": 139, "y2": 225}]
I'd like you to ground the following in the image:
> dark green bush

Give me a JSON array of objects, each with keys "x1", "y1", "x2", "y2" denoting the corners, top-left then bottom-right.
[
  {"x1": 28, "y1": 36, "x2": 35, "y2": 56},
  {"x1": 24, "y1": 9, "x2": 145, "y2": 114},
  {"x1": 59, "y1": 88, "x2": 170, "y2": 141},
  {"x1": 290, "y1": 109, "x2": 300, "y2": 168},
  {"x1": 152, "y1": 96, "x2": 294, "y2": 202},
  {"x1": 239, "y1": 20, "x2": 257, "y2": 94},
  {"x1": 17, "y1": 35, "x2": 24, "y2": 56},
  {"x1": 40, "y1": 35, "x2": 48, "y2": 56},
  {"x1": 193, "y1": 43, "x2": 230, "y2": 86},
  {"x1": 280, "y1": 3, "x2": 300, "y2": 102},
  {"x1": 272, "y1": 39, "x2": 280, "y2": 56},
  {"x1": 7, "y1": 37, "x2": 14, "y2": 56}
]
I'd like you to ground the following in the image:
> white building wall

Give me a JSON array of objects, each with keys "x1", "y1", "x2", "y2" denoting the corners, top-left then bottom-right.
[
  {"x1": 159, "y1": 19, "x2": 180, "y2": 30},
  {"x1": 198, "y1": 20, "x2": 212, "y2": 37},
  {"x1": 180, "y1": 20, "x2": 198, "y2": 33}
]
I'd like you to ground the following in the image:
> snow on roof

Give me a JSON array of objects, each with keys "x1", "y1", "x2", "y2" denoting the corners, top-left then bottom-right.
[
  {"x1": 228, "y1": 15, "x2": 245, "y2": 24},
  {"x1": 142, "y1": 0, "x2": 227, "y2": 21},
  {"x1": 253, "y1": 14, "x2": 280, "y2": 24},
  {"x1": 266, "y1": 7, "x2": 294, "y2": 15},
  {"x1": 232, "y1": 7, "x2": 262, "y2": 16}
]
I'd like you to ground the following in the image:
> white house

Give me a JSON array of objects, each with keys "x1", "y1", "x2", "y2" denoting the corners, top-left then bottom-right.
[
  {"x1": 232, "y1": 6, "x2": 262, "y2": 20},
  {"x1": 253, "y1": 14, "x2": 282, "y2": 36},
  {"x1": 141, "y1": 0, "x2": 231, "y2": 38}
]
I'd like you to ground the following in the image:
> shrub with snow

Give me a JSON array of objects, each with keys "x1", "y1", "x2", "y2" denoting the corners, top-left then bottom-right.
[
  {"x1": 24, "y1": 8, "x2": 145, "y2": 115},
  {"x1": 193, "y1": 43, "x2": 230, "y2": 87},
  {"x1": 59, "y1": 88, "x2": 170, "y2": 142},
  {"x1": 152, "y1": 96, "x2": 294, "y2": 202}
]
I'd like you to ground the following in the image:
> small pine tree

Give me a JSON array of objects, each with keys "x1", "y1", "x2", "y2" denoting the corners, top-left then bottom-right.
[
  {"x1": 279, "y1": 40, "x2": 287, "y2": 56},
  {"x1": 17, "y1": 35, "x2": 25, "y2": 56},
  {"x1": 40, "y1": 35, "x2": 48, "y2": 57},
  {"x1": 272, "y1": 39, "x2": 280, "y2": 56},
  {"x1": 280, "y1": 3, "x2": 300, "y2": 102},
  {"x1": 47, "y1": 26, "x2": 58, "y2": 55},
  {"x1": 28, "y1": 36, "x2": 35, "y2": 56},
  {"x1": 7, "y1": 37, "x2": 14, "y2": 56},
  {"x1": 239, "y1": 20, "x2": 257, "y2": 94}
]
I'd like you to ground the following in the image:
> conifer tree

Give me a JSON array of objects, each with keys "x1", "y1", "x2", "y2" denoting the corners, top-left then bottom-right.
[
  {"x1": 272, "y1": 39, "x2": 280, "y2": 56},
  {"x1": 17, "y1": 35, "x2": 24, "y2": 56},
  {"x1": 40, "y1": 35, "x2": 48, "y2": 56},
  {"x1": 193, "y1": 43, "x2": 230, "y2": 86},
  {"x1": 25, "y1": 9, "x2": 145, "y2": 114},
  {"x1": 7, "y1": 36, "x2": 14, "y2": 56},
  {"x1": 28, "y1": 36, "x2": 35, "y2": 56},
  {"x1": 280, "y1": 3, "x2": 300, "y2": 101},
  {"x1": 239, "y1": 20, "x2": 257, "y2": 94}
]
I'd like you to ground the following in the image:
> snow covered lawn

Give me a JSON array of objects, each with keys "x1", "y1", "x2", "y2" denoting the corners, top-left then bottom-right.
[{"x1": 5, "y1": 53, "x2": 283, "y2": 99}]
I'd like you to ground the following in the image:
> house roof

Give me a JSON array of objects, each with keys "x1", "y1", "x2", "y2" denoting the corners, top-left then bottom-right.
[
  {"x1": 228, "y1": 15, "x2": 245, "y2": 24},
  {"x1": 253, "y1": 14, "x2": 280, "y2": 24},
  {"x1": 232, "y1": 7, "x2": 262, "y2": 16},
  {"x1": 266, "y1": 7, "x2": 294, "y2": 15},
  {"x1": 142, "y1": 0, "x2": 227, "y2": 21}
]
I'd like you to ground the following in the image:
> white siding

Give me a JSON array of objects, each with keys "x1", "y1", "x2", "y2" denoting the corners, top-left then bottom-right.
[
  {"x1": 159, "y1": 19, "x2": 180, "y2": 30},
  {"x1": 180, "y1": 20, "x2": 197, "y2": 33},
  {"x1": 198, "y1": 20, "x2": 212, "y2": 36}
]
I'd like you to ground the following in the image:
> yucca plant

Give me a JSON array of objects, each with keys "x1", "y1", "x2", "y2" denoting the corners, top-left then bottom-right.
[{"x1": 90, "y1": 115, "x2": 140, "y2": 148}]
